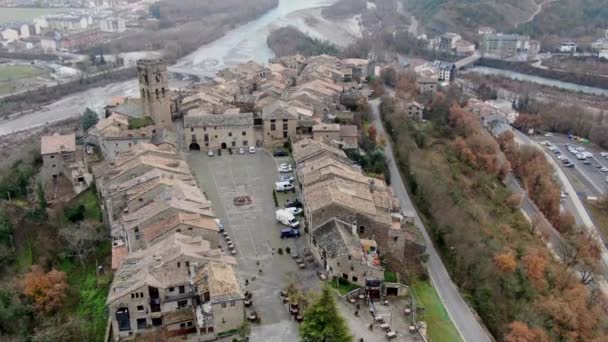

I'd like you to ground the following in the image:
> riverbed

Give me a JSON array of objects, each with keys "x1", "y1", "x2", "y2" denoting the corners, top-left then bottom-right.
[
  {"x1": 466, "y1": 66, "x2": 608, "y2": 97},
  {"x1": 0, "y1": 0, "x2": 339, "y2": 136}
]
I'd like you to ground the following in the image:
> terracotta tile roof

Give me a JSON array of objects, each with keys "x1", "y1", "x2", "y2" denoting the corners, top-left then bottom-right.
[
  {"x1": 41, "y1": 133, "x2": 76, "y2": 155},
  {"x1": 194, "y1": 262, "x2": 242, "y2": 302}
]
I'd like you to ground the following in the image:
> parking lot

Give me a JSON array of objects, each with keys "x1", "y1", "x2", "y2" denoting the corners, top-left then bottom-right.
[
  {"x1": 538, "y1": 134, "x2": 608, "y2": 197},
  {"x1": 187, "y1": 148, "x2": 322, "y2": 341}
]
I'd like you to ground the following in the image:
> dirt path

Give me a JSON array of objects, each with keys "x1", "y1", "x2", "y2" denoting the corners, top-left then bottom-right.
[{"x1": 519, "y1": 0, "x2": 556, "y2": 26}]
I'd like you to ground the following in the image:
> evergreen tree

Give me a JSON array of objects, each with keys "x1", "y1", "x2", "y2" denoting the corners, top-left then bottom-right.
[
  {"x1": 81, "y1": 107, "x2": 99, "y2": 132},
  {"x1": 300, "y1": 285, "x2": 352, "y2": 342}
]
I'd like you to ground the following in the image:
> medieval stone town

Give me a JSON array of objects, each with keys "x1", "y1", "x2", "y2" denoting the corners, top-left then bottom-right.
[{"x1": 32, "y1": 54, "x2": 436, "y2": 341}]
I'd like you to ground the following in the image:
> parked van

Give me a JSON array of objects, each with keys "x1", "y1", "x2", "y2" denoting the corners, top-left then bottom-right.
[
  {"x1": 275, "y1": 181, "x2": 294, "y2": 192},
  {"x1": 276, "y1": 209, "x2": 300, "y2": 228},
  {"x1": 280, "y1": 228, "x2": 300, "y2": 239}
]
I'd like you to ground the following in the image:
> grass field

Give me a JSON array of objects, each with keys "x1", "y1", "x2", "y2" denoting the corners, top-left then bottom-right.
[
  {"x1": 412, "y1": 281, "x2": 463, "y2": 342},
  {"x1": 0, "y1": 7, "x2": 68, "y2": 25},
  {"x1": 0, "y1": 64, "x2": 48, "y2": 95}
]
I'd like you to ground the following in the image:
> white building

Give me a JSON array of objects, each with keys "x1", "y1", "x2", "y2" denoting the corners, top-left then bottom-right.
[
  {"x1": 0, "y1": 28, "x2": 19, "y2": 41},
  {"x1": 99, "y1": 17, "x2": 126, "y2": 33},
  {"x1": 600, "y1": 49, "x2": 608, "y2": 60},
  {"x1": 40, "y1": 38, "x2": 57, "y2": 53},
  {"x1": 559, "y1": 42, "x2": 577, "y2": 53}
]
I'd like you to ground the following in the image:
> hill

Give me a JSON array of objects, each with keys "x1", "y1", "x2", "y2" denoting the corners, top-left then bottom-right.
[
  {"x1": 267, "y1": 26, "x2": 338, "y2": 57},
  {"x1": 402, "y1": 0, "x2": 539, "y2": 38}
]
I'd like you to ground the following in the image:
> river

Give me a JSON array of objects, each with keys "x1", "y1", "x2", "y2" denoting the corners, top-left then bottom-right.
[
  {"x1": 467, "y1": 66, "x2": 608, "y2": 97},
  {"x1": 0, "y1": 0, "x2": 336, "y2": 136}
]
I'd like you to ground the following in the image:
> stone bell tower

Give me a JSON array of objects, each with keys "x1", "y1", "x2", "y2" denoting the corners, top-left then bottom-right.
[{"x1": 137, "y1": 59, "x2": 172, "y2": 130}]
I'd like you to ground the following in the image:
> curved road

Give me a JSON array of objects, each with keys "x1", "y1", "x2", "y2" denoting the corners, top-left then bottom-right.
[{"x1": 369, "y1": 97, "x2": 492, "y2": 342}]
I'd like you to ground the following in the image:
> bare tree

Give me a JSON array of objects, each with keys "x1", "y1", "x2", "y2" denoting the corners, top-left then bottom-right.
[{"x1": 59, "y1": 222, "x2": 107, "y2": 269}]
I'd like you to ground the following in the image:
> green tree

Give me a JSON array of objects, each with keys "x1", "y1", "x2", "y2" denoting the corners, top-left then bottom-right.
[
  {"x1": 36, "y1": 181, "x2": 47, "y2": 212},
  {"x1": 81, "y1": 107, "x2": 99, "y2": 132},
  {"x1": 300, "y1": 285, "x2": 352, "y2": 342}
]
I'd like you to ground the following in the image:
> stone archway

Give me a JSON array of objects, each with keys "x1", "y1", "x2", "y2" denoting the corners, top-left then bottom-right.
[
  {"x1": 189, "y1": 143, "x2": 200, "y2": 151},
  {"x1": 221, "y1": 142, "x2": 227, "y2": 149}
]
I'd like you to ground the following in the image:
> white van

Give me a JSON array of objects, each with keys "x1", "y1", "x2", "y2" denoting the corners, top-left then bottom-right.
[
  {"x1": 276, "y1": 209, "x2": 300, "y2": 228},
  {"x1": 275, "y1": 181, "x2": 294, "y2": 192}
]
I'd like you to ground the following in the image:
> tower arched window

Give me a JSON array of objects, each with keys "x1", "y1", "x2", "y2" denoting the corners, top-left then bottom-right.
[
  {"x1": 141, "y1": 88, "x2": 145, "y2": 99},
  {"x1": 155, "y1": 89, "x2": 159, "y2": 99},
  {"x1": 161, "y1": 88, "x2": 165, "y2": 96},
  {"x1": 143, "y1": 74, "x2": 149, "y2": 86},
  {"x1": 155, "y1": 74, "x2": 161, "y2": 82}
]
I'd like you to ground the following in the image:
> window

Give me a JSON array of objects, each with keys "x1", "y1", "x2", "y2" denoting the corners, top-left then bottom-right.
[
  {"x1": 242, "y1": 131, "x2": 246, "y2": 136},
  {"x1": 342, "y1": 273, "x2": 348, "y2": 279},
  {"x1": 348, "y1": 255, "x2": 351, "y2": 260},
  {"x1": 352, "y1": 276, "x2": 358, "y2": 283},
  {"x1": 152, "y1": 318, "x2": 162, "y2": 327},
  {"x1": 50, "y1": 155, "x2": 54, "y2": 159},
  {"x1": 208, "y1": 327, "x2": 214, "y2": 333},
  {"x1": 180, "y1": 323, "x2": 186, "y2": 328},
  {"x1": 283, "y1": 119, "x2": 288, "y2": 123},
  {"x1": 176, "y1": 228, "x2": 182, "y2": 232},
  {"x1": 232, "y1": 141, "x2": 236, "y2": 147},
  {"x1": 271, "y1": 119, "x2": 276, "y2": 123},
  {"x1": 140, "y1": 292, "x2": 144, "y2": 298},
  {"x1": 243, "y1": 141, "x2": 248, "y2": 146},
  {"x1": 351, "y1": 266, "x2": 354, "y2": 271},
  {"x1": 191, "y1": 127, "x2": 194, "y2": 132},
  {"x1": 177, "y1": 262, "x2": 181, "y2": 268},
  {"x1": 283, "y1": 132, "x2": 288, "y2": 138},
  {"x1": 358, "y1": 226, "x2": 365, "y2": 234},
  {"x1": 131, "y1": 293, "x2": 135, "y2": 299},
  {"x1": 221, "y1": 303, "x2": 227, "y2": 308},
  {"x1": 187, "y1": 321, "x2": 193, "y2": 327},
  {"x1": 137, "y1": 305, "x2": 144, "y2": 311},
  {"x1": 185, "y1": 261, "x2": 190, "y2": 267},
  {"x1": 179, "y1": 285, "x2": 185, "y2": 294},
  {"x1": 169, "y1": 287, "x2": 174, "y2": 292},
  {"x1": 393, "y1": 236, "x2": 399, "y2": 241},
  {"x1": 283, "y1": 123, "x2": 288, "y2": 130},
  {"x1": 136, "y1": 318, "x2": 147, "y2": 330},
  {"x1": 177, "y1": 300, "x2": 188, "y2": 308},
  {"x1": 229, "y1": 132, "x2": 232, "y2": 137},
  {"x1": 52, "y1": 164, "x2": 56, "y2": 168},
  {"x1": 230, "y1": 301, "x2": 236, "y2": 307},
  {"x1": 271, "y1": 124, "x2": 276, "y2": 131}
]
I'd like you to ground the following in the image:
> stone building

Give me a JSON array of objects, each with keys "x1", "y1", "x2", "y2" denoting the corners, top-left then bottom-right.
[
  {"x1": 416, "y1": 76, "x2": 438, "y2": 94},
  {"x1": 184, "y1": 111, "x2": 255, "y2": 151},
  {"x1": 312, "y1": 123, "x2": 341, "y2": 143},
  {"x1": 407, "y1": 102, "x2": 425, "y2": 121},
  {"x1": 107, "y1": 233, "x2": 241, "y2": 341},
  {"x1": 137, "y1": 59, "x2": 173, "y2": 130},
  {"x1": 310, "y1": 218, "x2": 384, "y2": 287},
  {"x1": 40, "y1": 133, "x2": 91, "y2": 194},
  {"x1": 261, "y1": 101, "x2": 298, "y2": 147}
]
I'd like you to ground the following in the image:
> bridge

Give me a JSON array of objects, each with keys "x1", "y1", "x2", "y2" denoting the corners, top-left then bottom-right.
[
  {"x1": 455, "y1": 51, "x2": 481, "y2": 69},
  {"x1": 167, "y1": 66, "x2": 213, "y2": 81}
]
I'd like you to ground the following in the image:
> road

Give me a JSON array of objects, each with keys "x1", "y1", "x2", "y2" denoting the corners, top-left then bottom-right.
[{"x1": 369, "y1": 98, "x2": 492, "y2": 342}]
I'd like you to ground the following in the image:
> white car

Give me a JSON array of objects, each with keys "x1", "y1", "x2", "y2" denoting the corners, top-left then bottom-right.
[
  {"x1": 544, "y1": 133, "x2": 553, "y2": 137},
  {"x1": 577, "y1": 154, "x2": 586, "y2": 160},
  {"x1": 249, "y1": 146, "x2": 256, "y2": 154},
  {"x1": 278, "y1": 164, "x2": 293, "y2": 173},
  {"x1": 557, "y1": 155, "x2": 567, "y2": 161},
  {"x1": 600, "y1": 152, "x2": 608, "y2": 157},
  {"x1": 576, "y1": 147, "x2": 586, "y2": 152},
  {"x1": 561, "y1": 191, "x2": 567, "y2": 199},
  {"x1": 208, "y1": 149, "x2": 215, "y2": 157},
  {"x1": 238, "y1": 147, "x2": 245, "y2": 154},
  {"x1": 280, "y1": 175, "x2": 295, "y2": 182},
  {"x1": 284, "y1": 207, "x2": 303, "y2": 215},
  {"x1": 601, "y1": 167, "x2": 608, "y2": 172}
]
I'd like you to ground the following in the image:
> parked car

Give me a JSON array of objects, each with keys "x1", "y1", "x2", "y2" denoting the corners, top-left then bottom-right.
[
  {"x1": 214, "y1": 218, "x2": 224, "y2": 233},
  {"x1": 600, "y1": 152, "x2": 608, "y2": 157},
  {"x1": 273, "y1": 150, "x2": 289, "y2": 157},
  {"x1": 565, "y1": 162, "x2": 575, "y2": 168},
  {"x1": 238, "y1": 147, "x2": 245, "y2": 154},
  {"x1": 285, "y1": 199, "x2": 303, "y2": 208},
  {"x1": 280, "y1": 228, "x2": 301, "y2": 239},
  {"x1": 576, "y1": 154, "x2": 586, "y2": 160},
  {"x1": 284, "y1": 207, "x2": 303, "y2": 215},
  {"x1": 276, "y1": 209, "x2": 300, "y2": 228},
  {"x1": 208, "y1": 149, "x2": 215, "y2": 157},
  {"x1": 583, "y1": 160, "x2": 592, "y2": 165},
  {"x1": 278, "y1": 163, "x2": 293, "y2": 173},
  {"x1": 249, "y1": 146, "x2": 256, "y2": 154},
  {"x1": 275, "y1": 181, "x2": 294, "y2": 192},
  {"x1": 601, "y1": 167, "x2": 608, "y2": 172},
  {"x1": 544, "y1": 133, "x2": 553, "y2": 137},
  {"x1": 557, "y1": 155, "x2": 567, "y2": 160},
  {"x1": 280, "y1": 175, "x2": 295, "y2": 182}
]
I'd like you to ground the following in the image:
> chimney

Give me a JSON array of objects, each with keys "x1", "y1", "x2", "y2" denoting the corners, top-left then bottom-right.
[{"x1": 369, "y1": 179, "x2": 376, "y2": 193}]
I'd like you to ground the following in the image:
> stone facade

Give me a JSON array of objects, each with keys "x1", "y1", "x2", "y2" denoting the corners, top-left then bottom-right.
[
  {"x1": 185, "y1": 112, "x2": 256, "y2": 151},
  {"x1": 137, "y1": 59, "x2": 173, "y2": 130}
]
